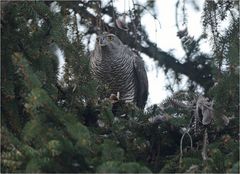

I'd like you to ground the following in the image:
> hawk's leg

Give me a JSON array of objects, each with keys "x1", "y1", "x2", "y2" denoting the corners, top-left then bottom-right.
[
  {"x1": 109, "y1": 92, "x2": 125, "y2": 116},
  {"x1": 109, "y1": 92, "x2": 120, "y2": 104}
]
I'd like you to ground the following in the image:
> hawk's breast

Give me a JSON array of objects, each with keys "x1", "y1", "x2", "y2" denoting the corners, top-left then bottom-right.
[{"x1": 91, "y1": 50, "x2": 136, "y2": 103}]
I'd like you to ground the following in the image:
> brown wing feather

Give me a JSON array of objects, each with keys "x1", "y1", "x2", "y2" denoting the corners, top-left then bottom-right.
[{"x1": 133, "y1": 52, "x2": 149, "y2": 109}]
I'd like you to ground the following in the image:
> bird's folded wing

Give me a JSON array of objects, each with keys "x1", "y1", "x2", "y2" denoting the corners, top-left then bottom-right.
[{"x1": 131, "y1": 50, "x2": 149, "y2": 108}]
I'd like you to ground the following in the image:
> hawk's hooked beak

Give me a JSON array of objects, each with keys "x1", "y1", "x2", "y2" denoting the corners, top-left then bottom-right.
[{"x1": 97, "y1": 36, "x2": 107, "y2": 47}]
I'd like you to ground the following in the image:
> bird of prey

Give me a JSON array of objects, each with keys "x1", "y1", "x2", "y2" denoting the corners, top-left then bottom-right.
[{"x1": 90, "y1": 32, "x2": 148, "y2": 109}]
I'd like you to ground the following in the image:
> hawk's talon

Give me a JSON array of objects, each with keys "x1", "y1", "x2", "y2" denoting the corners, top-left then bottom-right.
[{"x1": 109, "y1": 92, "x2": 120, "y2": 104}]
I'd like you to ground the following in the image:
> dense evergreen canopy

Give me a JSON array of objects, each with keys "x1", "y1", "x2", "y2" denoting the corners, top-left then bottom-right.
[{"x1": 1, "y1": 0, "x2": 239, "y2": 173}]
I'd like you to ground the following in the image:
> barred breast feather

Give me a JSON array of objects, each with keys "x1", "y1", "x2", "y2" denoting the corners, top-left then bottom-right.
[{"x1": 90, "y1": 33, "x2": 148, "y2": 109}]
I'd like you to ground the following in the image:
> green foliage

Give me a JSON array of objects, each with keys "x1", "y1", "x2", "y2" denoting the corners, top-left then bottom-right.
[
  {"x1": 1, "y1": 1, "x2": 239, "y2": 173},
  {"x1": 97, "y1": 161, "x2": 152, "y2": 173},
  {"x1": 100, "y1": 140, "x2": 125, "y2": 162}
]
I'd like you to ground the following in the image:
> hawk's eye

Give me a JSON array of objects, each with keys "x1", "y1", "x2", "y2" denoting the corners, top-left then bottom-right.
[{"x1": 107, "y1": 35, "x2": 113, "y2": 41}]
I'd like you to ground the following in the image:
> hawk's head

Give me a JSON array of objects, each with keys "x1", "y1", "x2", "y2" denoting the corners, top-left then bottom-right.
[{"x1": 96, "y1": 32, "x2": 123, "y2": 50}]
